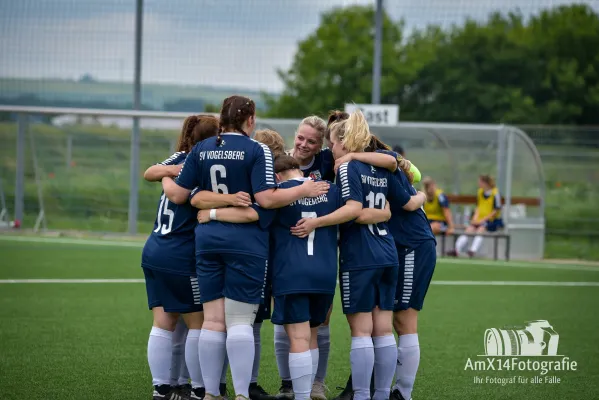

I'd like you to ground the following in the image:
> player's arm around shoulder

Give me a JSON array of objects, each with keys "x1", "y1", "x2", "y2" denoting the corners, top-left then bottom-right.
[{"x1": 197, "y1": 207, "x2": 259, "y2": 224}]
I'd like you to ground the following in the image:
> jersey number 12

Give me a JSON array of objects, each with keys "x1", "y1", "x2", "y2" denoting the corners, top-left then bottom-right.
[{"x1": 365, "y1": 191, "x2": 387, "y2": 236}]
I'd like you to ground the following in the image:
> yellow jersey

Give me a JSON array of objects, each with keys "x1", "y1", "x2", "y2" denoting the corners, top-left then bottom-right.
[
  {"x1": 424, "y1": 189, "x2": 448, "y2": 221},
  {"x1": 476, "y1": 188, "x2": 502, "y2": 221}
]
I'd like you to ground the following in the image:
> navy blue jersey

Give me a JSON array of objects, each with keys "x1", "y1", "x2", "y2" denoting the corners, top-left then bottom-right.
[
  {"x1": 296, "y1": 148, "x2": 335, "y2": 182},
  {"x1": 142, "y1": 152, "x2": 197, "y2": 276},
  {"x1": 175, "y1": 133, "x2": 277, "y2": 258},
  {"x1": 377, "y1": 150, "x2": 435, "y2": 249},
  {"x1": 337, "y1": 160, "x2": 409, "y2": 271},
  {"x1": 270, "y1": 178, "x2": 342, "y2": 296}
]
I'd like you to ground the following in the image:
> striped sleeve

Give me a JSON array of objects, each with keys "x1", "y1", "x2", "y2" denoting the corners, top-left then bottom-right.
[
  {"x1": 337, "y1": 161, "x2": 362, "y2": 203},
  {"x1": 251, "y1": 141, "x2": 277, "y2": 194},
  {"x1": 157, "y1": 151, "x2": 186, "y2": 166}
]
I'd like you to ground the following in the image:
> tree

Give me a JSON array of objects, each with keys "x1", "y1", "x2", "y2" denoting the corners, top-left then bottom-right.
[{"x1": 265, "y1": 5, "x2": 403, "y2": 118}]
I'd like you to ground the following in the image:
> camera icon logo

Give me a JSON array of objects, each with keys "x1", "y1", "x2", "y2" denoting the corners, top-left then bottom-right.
[{"x1": 484, "y1": 320, "x2": 559, "y2": 356}]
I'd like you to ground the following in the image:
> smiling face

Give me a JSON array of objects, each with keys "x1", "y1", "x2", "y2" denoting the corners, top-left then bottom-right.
[{"x1": 293, "y1": 124, "x2": 322, "y2": 164}]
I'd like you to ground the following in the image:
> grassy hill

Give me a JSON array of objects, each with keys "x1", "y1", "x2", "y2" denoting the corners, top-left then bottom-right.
[{"x1": 0, "y1": 77, "x2": 272, "y2": 111}]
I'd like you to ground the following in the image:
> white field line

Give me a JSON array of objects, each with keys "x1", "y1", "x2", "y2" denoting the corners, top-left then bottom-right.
[
  {"x1": 0, "y1": 279, "x2": 598, "y2": 287},
  {"x1": 1, "y1": 235, "x2": 599, "y2": 272}
]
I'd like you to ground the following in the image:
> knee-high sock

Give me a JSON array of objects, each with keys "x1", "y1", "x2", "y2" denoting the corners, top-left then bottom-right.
[
  {"x1": 171, "y1": 318, "x2": 188, "y2": 386},
  {"x1": 289, "y1": 351, "x2": 312, "y2": 400},
  {"x1": 185, "y1": 329, "x2": 203, "y2": 389},
  {"x1": 148, "y1": 327, "x2": 173, "y2": 387},
  {"x1": 251, "y1": 322, "x2": 262, "y2": 384},
  {"x1": 372, "y1": 335, "x2": 397, "y2": 400},
  {"x1": 455, "y1": 235, "x2": 468, "y2": 253},
  {"x1": 315, "y1": 325, "x2": 330, "y2": 383},
  {"x1": 350, "y1": 337, "x2": 374, "y2": 400},
  {"x1": 394, "y1": 334, "x2": 420, "y2": 400},
  {"x1": 227, "y1": 325, "x2": 255, "y2": 397},
  {"x1": 199, "y1": 329, "x2": 226, "y2": 396},
  {"x1": 274, "y1": 324, "x2": 291, "y2": 381}
]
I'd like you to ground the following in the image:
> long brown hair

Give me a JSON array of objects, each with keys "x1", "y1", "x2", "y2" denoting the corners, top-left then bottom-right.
[
  {"x1": 176, "y1": 115, "x2": 219, "y2": 152},
  {"x1": 480, "y1": 174, "x2": 496, "y2": 188},
  {"x1": 217, "y1": 95, "x2": 256, "y2": 145}
]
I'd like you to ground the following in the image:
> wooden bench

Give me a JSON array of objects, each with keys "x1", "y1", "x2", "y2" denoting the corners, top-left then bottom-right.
[
  {"x1": 435, "y1": 194, "x2": 541, "y2": 261},
  {"x1": 438, "y1": 229, "x2": 511, "y2": 261}
]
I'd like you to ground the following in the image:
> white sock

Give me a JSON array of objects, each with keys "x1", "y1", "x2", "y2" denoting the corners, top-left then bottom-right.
[
  {"x1": 171, "y1": 318, "x2": 188, "y2": 386},
  {"x1": 179, "y1": 361, "x2": 190, "y2": 387},
  {"x1": 221, "y1": 354, "x2": 229, "y2": 384},
  {"x1": 199, "y1": 329, "x2": 226, "y2": 396},
  {"x1": 185, "y1": 329, "x2": 204, "y2": 389},
  {"x1": 274, "y1": 324, "x2": 291, "y2": 380},
  {"x1": 315, "y1": 325, "x2": 330, "y2": 383},
  {"x1": 350, "y1": 337, "x2": 374, "y2": 400},
  {"x1": 289, "y1": 351, "x2": 312, "y2": 400},
  {"x1": 227, "y1": 324, "x2": 255, "y2": 398},
  {"x1": 470, "y1": 235, "x2": 484, "y2": 253},
  {"x1": 394, "y1": 334, "x2": 420, "y2": 400},
  {"x1": 148, "y1": 327, "x2": 173, "y2": 387},
  {"x1": 372, "y1": 335, "x2": 397, "y2": 400},
  {"x1": 310, "y1": 348, "x2": 319, "y2": 386},
  {"x1": 455, "y1": 235, "x2": 468, "y2": 254},
  {"x1": 251, "y1": 322, "x2": 262, "y2": 384}
]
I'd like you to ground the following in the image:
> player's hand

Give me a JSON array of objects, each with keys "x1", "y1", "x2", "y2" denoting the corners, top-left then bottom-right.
[
  {"x1": 228, "y1": 191, "x2": 252, "y2": 207},
  {"x1": 197, "y1": 209, "x2": 211, "y2": 224},
  {"x1": 334, "y1": 153, "x2": 353, "y2": 173},
  {"x1": 301, "y1": 180, "x2": 329, "y2": 198},
  {"x1": 169, "y1": 164, "x2": 183, "y2": 177},
  {"x1": 290, "y1": 217, "x2": 320, "y2": 238},
  {"x1": 383, "y1": 201, "x2": 391, "y2": 221}
]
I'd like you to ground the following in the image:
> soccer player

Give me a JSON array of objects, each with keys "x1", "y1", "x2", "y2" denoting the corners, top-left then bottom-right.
[
  {"x1": 449, "y1": 174, "x2": 504, "y2": 257},
  {"x1": 421, "y1": 177, "x2": 455, "y2": 235},
  {"x1": 292, "y1": 110, "x2": 426, "y2": 400},
  {"x1": 279, "y1": 114, "x2": 400, "y2": 400},
  {"x1": 141, "y1": 115, "x2": 219, "y2": 400},
  {"x1": 287, "y1": 116, "x2": 335, "y2": 181},
  {"x1": 162, "y1": 95, "x2": 329, "y2": 400},
  {"x1": 254, "y1": 129, "x2": 286, "y2": 157}
]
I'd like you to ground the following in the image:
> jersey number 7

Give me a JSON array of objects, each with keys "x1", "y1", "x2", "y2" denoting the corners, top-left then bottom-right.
[{"x1": 301, "y1": 211, "x2": 317, "y2": 255}]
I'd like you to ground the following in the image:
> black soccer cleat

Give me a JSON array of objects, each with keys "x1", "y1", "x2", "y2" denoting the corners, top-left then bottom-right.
[
  {"x1": 389, "y1": 388, "x2": 408, "y2": 400},
  {"x1": 177, "y1": 384, "x2": 192, "y2": 398},
  {"x1": 219, "y1": 383, "x2": 229, "y2": 400},
  {"x1": 277, "y1": 380, "x2": 294, "y2": 399},
  {"x1": 153, "y1": 384, "x2": 191, "y2": 400},
  {"x1": 249, "y1": 382, "x2": 277, "y2": 400},
  {"x1": 331, "y1": 375, "x2": 353, "y2": 400},
  {"x1": 191, "y1": 387, "x2": 206, "y2": 400}
]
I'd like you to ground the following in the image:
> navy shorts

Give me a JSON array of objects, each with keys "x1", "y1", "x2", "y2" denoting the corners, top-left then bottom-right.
[
  {"x1": 472, "y1": 218, "x2": 504, "y2": 232},
  {"x1": 271, "y1": 293, "x2": 334, "y2": 327},
  {"x1": 339, "y1": 266, "x2": 398, "y2": 314},
  {"x1": 428, "y1": 219, "x2": 447, "y2": 231},
  {"x1": 143, "y1": 267, "x2": 203, "y2": 313},
  {"x1": 394, "y1": 240, "x2": 437, "y2": 311},
  {"x1": 196, "y1": 253, "x2": 268, "y2": 304}
]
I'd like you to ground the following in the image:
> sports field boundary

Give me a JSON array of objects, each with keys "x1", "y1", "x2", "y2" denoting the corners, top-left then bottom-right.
[
  {"x1": 3, "y1": 234, "x2": 599, "y2": 272},
  {"x1": 1, "y1": 278, "x2": 598, "y2": 287}
]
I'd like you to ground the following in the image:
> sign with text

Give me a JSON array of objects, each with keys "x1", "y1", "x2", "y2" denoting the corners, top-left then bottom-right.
[{"x1": 344, "y1": 104, "x2": 399, "y2": 126}]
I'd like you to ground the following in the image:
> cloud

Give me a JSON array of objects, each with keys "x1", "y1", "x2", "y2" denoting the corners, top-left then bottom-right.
[{"x1": 1, "y1": 0, "x2": 597, "y2": 92}]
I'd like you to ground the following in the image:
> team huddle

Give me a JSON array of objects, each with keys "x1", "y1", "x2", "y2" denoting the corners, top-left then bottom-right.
[{"x1": 141, "y1": 95, "x2": 437, "y2": 400}]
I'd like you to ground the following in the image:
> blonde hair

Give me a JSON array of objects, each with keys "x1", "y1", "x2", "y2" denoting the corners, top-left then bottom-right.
[
  {"x1": 254, "y1": 129, "x2": 286, "y2": 157},
  {"x1": 421, "y1": 176, "x2": 435, "y2": 190},
  {"x1": 298, "y1": 116, "x2": 327, "y2": 144},
  {"x1": 329, "y1": 109, "x2": 372, "y2": 152}
]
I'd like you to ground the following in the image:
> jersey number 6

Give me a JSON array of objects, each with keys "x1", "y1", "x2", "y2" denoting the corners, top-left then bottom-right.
[{"x1": 210, "y1": 164, "x2": 229, "y2": 194}]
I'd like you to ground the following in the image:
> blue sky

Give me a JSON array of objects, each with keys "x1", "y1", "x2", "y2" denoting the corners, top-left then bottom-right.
[{"x1": 0, "y1": 0, "x2": 597, "y2": 92}]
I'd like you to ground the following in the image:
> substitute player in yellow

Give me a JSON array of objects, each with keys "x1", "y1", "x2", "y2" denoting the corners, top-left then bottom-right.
[
  {"x1": 421, "y1": 177, "x2": 454, "y2": 235},
  {"x1": 448, "y1": 175, "x2": 503, "y2": 258}
]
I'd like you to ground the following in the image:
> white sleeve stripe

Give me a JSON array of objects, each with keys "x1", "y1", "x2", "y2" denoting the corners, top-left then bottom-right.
[
  {"x1": 158, "y1": 151, "x2": 185, "y2": 165},
  {"x1": 252, "y1": 140, "x2": 276, "y2": 185},
  {"x1": 494, "y1": 192, "x2": 502, "y2": 208},
  {"x1": 339, "y1": 162, "x2": 350, "y2": 198}
]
